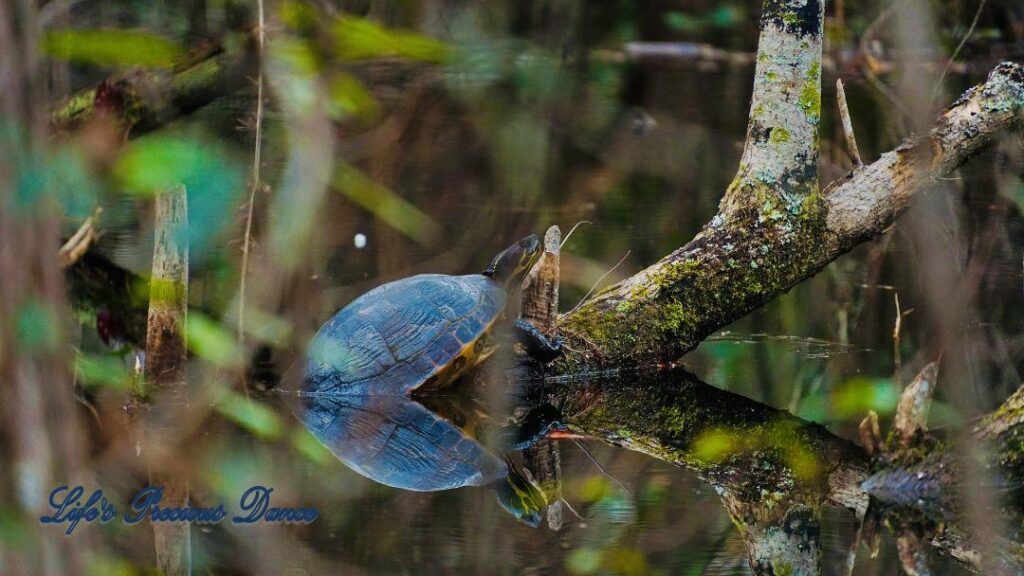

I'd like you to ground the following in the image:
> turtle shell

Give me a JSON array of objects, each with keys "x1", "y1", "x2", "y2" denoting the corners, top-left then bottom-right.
[
  {"x1": 303, "y1": 274, "x2": 505, "y2": 396},
  {"x1": 299, "y1": 393, "x2": 508, "y2": 491}
]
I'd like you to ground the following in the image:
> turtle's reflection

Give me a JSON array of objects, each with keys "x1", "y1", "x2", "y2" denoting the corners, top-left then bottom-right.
[{"x1": 297, "y1": 393, "x2": 547, "y2": 527}]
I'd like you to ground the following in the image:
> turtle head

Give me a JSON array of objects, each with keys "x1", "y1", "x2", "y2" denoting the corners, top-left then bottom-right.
[
  {"x1": 484, "y1": 235, "x2": 542, "y2": 286},
  {"x1": 494, "y1": 461, "x2": 546, "y2": 528}
]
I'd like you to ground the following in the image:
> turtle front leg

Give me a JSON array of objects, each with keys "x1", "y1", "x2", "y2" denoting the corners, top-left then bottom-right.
[{"x1": 512, "y1": 319, "x2": 562, "y2": 363}]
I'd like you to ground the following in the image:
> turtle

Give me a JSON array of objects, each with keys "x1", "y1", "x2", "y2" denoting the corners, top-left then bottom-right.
[
  {"x1": 297, "y1": 389, "x2": 549, "y2": 526},
  {"x1": 302, "y1": 234, "x2": 562, "y2": 397}
]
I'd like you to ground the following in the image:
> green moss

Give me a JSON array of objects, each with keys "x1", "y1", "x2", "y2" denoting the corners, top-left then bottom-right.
[
  {"x1": 798, "y1": 80, "x2": 820, "y2": 124},
  {"x1": 797, "y1": 62, "x2": 822, "y2": 126},
  {"x1": 770, "y1": 127, "x2": 791, "y2": 143},
  {"x1": 558, "y1": 189, "x2": 831, "y2": 372},
  {"x1": 807, "y1": 62, "x2": 820, "y2": 80}
]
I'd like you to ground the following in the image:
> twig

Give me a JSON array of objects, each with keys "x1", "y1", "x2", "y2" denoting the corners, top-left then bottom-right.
[
  {"x1": 931, "y1": 0, "x2": 988, "y2": 104},
  {"x1": 836, "y1": 79, "x2": 863, "y2": 166},
  {"x1": 571, "y1": 439, "x2": 633, "y2": 498},
  {"x1": 559, "y1": 220, "x2": 591, "y2": 250},
  {"x1": 237, "y1": 0, "x2": 266, "y2": 359},
  {"x1": 893, "y1": 292, "x2": 902, "y2": 380},
  {"x1": 58, "y1": 207, "x2": 102, "y2": 267},
  {"x1": 564, "y1": 251, "x2": 630, "y2": 317}
]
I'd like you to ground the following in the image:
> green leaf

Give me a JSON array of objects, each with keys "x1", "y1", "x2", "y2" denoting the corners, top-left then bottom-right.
[
  {"x1": 114, "y1": 136, "x2": 208, "y2": 193},
  {"x1": 709, "y1": 5, "x2": 743, "y2": 28},
  {"x1": 665, "y1": 12, "x2": 702, "y2": 32},
  {"x1": 832, "y1": 376, "x2": 900, "y2": 418},
  {"x1": 291, "y1": 428, "x2": 335, "y2": 466},
  {"x1": 327, "y1": 73, "x2": 379, "y2": 120},
  {"x1": 692, "y1": 429, "x2": 739, "y2": 463},
  {"x1": 566, "y1": 547, "x2": 603, "y2": 575},
  {"x1": 75, "y1": 354, "x2": 132, "y2": 391},
  {"x1": 113, "y1": 134, "x2": 243, "y2": 254},
  {"x1": 331, "y1": 16, "x2": 450, "y2": 63},
  {"x1": 333, "y1": 163, "x2": 441, "y2": 244},
  {"x1": 186, "y1": 314, "x2": 241, "y2": 368},
  {"x1": 43, "y1": 29, "x2": 183, "y2": 68},
  {"x1": 215, "y1": 391, "x2": 283, "y2": 440}
]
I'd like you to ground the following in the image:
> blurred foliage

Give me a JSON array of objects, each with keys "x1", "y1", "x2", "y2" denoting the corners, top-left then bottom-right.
[
  {"x1": 330, "y1": 16, "x2": 450, "y2": 63},
  {"x1": 327, "y1": 72, "x2": 379, "y2": 119},
  {"x1": 333, "y1": 163, "x2": 441, "y2": 244},
  {"x1": 215, "y1": 390, "x2": 283, "y2": 440},
  {"x1": 74, "y1": 353, "x2": 132, "y2": 391},
  {"x1": 290, "y1": 427, "x2": 336, "y2": 466},
  {"x1": 692, "y1": 420, "x2": 821, "y2": 482},
  {"x1": 665, "y1": 5, "x2": 745, "y2": 33},
  {"x1": 114, "y1": 133, "x2": 243, "y2": 255},
  {"x1": 186, "y1": 313, "x2": 243, "y2": 369},
  {"x1": 798, "y1": 376, "x2": 900, "y2": 422},
  {"x1": 43, "y1": 29, "x2": 184, "y2": 68},
  {"x1": 16, "y1": 299, "x2": 60, "y2": 354}
]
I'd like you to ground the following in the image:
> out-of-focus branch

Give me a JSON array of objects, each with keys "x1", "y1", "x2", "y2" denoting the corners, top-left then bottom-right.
[
  {"x1": 51, "y1": 40, "x2": 256, "y2": 137},
  {"x1": 57, "y1": 207, "x2": 101, "y2": 267},
  {"x1": 860, "y1": 364, "x2": 1024, "y2": 572}
]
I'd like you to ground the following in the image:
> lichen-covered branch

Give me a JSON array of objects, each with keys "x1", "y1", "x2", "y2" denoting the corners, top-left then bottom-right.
[
  {"x1": 557, "y1": 61, "x2": 1024, "y2": 371},
  {"x1": 823, "y1": 62, "x2": 1024, "y2": 249},
  {"x1": 717, "y1": 0, "x2": 824, "y2": 221}
]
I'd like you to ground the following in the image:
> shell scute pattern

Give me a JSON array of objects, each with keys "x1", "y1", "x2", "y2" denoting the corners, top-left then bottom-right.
[{"x1": 304, "y1": 274, "x2": 506, "y2": 396}]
